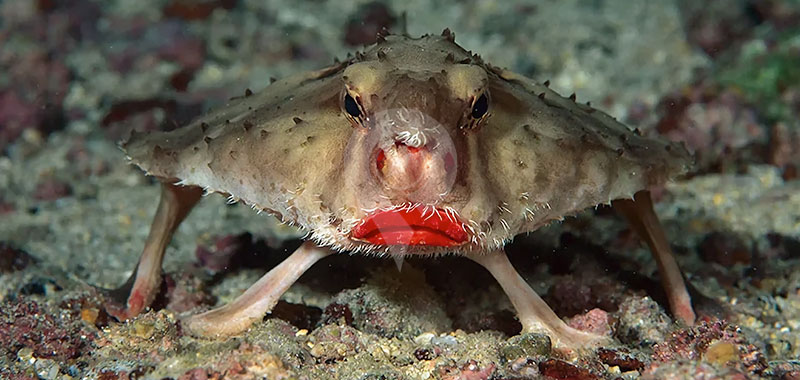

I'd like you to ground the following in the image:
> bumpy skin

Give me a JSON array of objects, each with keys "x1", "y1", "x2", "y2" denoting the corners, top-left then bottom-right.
[
  {"x1": 123, "y1": 32, "x2": 691, "y2": 256},
  {"x1": 118, "y1": 31, "x2": 696, "y2": 348}
]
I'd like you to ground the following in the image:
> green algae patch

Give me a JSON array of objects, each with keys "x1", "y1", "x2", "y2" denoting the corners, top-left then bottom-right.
[{"x1": 716, "y1": 29, "x2": 800, "y2": 123}]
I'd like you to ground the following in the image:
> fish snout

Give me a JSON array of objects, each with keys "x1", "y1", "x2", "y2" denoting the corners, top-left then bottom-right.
[
  {"x1": 374, "y1": 140, "x2": 453, "y2": 198},
  {"x1": 365, "y1": 108, "x2": 459, "y2": 204}
]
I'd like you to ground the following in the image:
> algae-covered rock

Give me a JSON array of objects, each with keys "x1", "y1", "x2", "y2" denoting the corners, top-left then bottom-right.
[
  {"x1": 97, "y1": 310, "x2": 181, "y2": 361},
  {"x1": 615, "y1": 295, "x2": 671, "y2": 347},
  {"x1": 500, "y1": 333, "x2": 552, "y2": 362},
  {"x1": 328, "y1": 264, "x2": 451, "y2": 339},
  {"x1": 308, "y1": 324, "x2": 363, "y2": 361}
]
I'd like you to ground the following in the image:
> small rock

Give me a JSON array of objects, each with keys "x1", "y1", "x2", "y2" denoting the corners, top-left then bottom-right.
[
  {"x1": 131, "y1": 319, "x2": 155, "y2": 339},
  {"x1": 307, "y1": 324, "x2": 362, "y2": 361},
  {"x1": 500, "y1": 333, "x2": 552, "y2": 362},
  {"x1": 80, "y1": 308, "x2": 100, "y2": 325},
  {"x1": 34, "y1": 358, "x2": 60, "y2": 380},
  {"x1": 615, "y1": 295, "x2": 671, "y2": 346},
  {"x1": 17, "y1": 347, "x2": 35, "y2": 363},
  {"x1": 704, "y1": 340, "x2": 739, "y2": 366},
  {"x1": 413, "y1": 332, "x2": 436, "y2": 346},
  {"x1": 567, "y1": 308, "x2": 612, "y2": 336}
]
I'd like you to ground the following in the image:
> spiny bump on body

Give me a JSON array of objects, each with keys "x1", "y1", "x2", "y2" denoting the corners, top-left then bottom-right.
[{"x1": 441, "y1": 28, "x2": 455, "y2": 42}]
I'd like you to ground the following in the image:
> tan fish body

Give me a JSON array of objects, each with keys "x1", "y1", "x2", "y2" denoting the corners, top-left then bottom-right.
[{"x1": 109, "y1": 30, "x2": 695, "y2": 350}]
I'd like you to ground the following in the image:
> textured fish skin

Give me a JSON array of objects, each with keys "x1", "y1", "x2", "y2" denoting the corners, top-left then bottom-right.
[
  {"x1": 112, "y1": 30, "x2": 696, "y2": 346},
  {"x1": 122, "y1": 31, "x2": 691, "y2": 257}
]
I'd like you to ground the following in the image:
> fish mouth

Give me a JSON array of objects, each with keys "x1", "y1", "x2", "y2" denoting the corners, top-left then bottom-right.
[{"x1": 351, "y1": 206, "x2": 468, "y2": 247}]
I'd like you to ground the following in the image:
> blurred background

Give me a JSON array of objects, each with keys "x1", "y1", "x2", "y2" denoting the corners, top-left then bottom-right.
[{"x1": 0, "y1": 1, "x2": 799, "y2": 379}]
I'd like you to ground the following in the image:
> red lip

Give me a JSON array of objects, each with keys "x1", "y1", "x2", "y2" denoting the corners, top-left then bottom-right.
[{"x1": 352, "y1": 206, "x2": 468, "y2": 247}]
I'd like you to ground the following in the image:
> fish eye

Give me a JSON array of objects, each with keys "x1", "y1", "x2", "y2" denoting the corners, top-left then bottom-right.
[
  {"x1": 344, "y1": 93, "x2": 361, "y2": 118},
  {"x1": 471, "y1": 93, "x2": 489, "y2": 119}
]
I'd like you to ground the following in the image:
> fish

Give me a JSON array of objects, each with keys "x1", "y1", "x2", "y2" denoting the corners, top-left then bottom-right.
[{"x1": 107, "y1": 29, "x2": 695, "y2": 350}]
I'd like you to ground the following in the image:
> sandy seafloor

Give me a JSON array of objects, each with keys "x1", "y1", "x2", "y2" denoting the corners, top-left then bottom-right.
[{"x1": 1, "y1": 0, "x2": 800, "y2": 379}]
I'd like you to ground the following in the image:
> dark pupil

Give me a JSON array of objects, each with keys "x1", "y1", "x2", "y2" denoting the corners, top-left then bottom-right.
[
  {"x1": 471, "y1": 94, "x2": 488, "y2": 118},
  {"x1": 344, "y1": 94, "x2": 361, "y2": 117}
]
